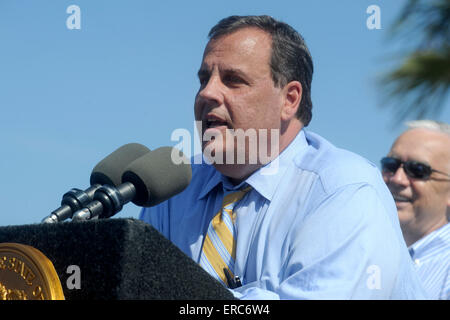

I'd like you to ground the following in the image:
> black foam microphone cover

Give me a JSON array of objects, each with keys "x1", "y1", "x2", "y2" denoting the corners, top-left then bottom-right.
[
  {"x1": 90, "y1": 143, "x2": 151, "y2": 187},
  {"x1": 121, "y1": 147, "x2": 192, "y2": 207}
]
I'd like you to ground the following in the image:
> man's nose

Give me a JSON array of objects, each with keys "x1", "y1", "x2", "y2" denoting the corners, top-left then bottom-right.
[
  {"x1": 197, "y1": 75, "x2": 224, "y2": 106},
  {"x1": 385, "y1": 165, "x2": 410, "y2": 187}
]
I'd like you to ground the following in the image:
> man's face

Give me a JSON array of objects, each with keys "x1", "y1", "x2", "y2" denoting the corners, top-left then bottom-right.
[
  {"x1": 382, "y1": 128, "x2": 450, "y2": 242},
  {"x1": 194, "y1": 27, "x2": 285, "y2": 180}
]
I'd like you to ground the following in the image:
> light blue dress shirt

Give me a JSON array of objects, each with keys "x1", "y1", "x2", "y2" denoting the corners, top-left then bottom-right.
[
  {"x1": 140, "y1": 130, "x2": 427, "y2": 299},
  {"x1": 408, "y1": 223, "x2": 449, "y2": 300}
]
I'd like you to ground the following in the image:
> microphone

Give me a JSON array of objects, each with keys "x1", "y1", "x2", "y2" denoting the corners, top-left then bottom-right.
[
  {"x1": 42, "y1": 143, "x2": 151, "y2": 223},
  {"x1": 71, "y1": 146, "x2": 192, "y2": 221}
]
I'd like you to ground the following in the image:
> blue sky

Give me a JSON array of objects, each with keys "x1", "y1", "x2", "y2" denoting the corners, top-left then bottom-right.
[{"x1": 1, "y1": 0, "x2": 449, "y2": 226}]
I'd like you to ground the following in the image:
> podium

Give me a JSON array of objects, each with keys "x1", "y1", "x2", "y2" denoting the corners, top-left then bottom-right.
[{"x1": 0, "y1": 218, "x2": 235, "y2": 300}]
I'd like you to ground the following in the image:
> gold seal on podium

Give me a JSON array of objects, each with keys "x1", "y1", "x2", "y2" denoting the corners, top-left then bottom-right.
[{"x1": 0, "y1": 243, "x2": 65, "y2": 300}]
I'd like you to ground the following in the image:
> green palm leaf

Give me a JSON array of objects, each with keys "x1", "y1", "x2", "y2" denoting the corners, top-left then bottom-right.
[{"x1": 380, "y1": 0, "x2": 450, "y2": 121}]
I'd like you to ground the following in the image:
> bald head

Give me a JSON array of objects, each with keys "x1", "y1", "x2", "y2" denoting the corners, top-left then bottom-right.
[
  {"x1": 382, "y1": 125, "x2": 450, "y2": 246},
  {"x1": 393, "y1": 128, "x2": 450, "y2": 175}
]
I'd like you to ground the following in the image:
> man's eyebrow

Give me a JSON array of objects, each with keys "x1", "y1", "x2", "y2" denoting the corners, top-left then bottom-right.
[
  {"x1": 225, "y1": 69, "x2": 250, "y2": 82},
  {"x1": 197, "y1": 67, "x2": 248, "y2": 79}
]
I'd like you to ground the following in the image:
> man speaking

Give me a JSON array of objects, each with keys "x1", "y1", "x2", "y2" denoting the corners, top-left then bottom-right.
[{"x1": 140, "y1": 15, "x2": 426, "y2": 299}]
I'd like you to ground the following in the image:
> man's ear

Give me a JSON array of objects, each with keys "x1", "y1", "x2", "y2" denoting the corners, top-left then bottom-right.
[{"x1": 281, "y1": 81, "x2": 302, "y2": 121}]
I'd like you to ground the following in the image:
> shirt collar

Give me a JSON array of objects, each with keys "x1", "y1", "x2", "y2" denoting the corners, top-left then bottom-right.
[
  {"x1": 408, "y1": 222, "x2": 450, "y2": 258},
  {"x1": 197, "y1": 165, "x2": 222, "y2": 200},
  {"x1": 197, "y1": 130, "x2": 309, "y2": 201}
]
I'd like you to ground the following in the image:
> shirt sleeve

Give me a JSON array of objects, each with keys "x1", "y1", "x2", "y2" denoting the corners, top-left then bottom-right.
[
  {"x1": 139, "y1": 201, "x2": 170, "y2": 239},
  {"x1": 233, "y1": 184, "x2": 410, "y2": 299}
]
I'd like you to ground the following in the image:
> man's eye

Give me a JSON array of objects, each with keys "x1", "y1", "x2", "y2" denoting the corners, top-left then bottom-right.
[
  {"x1": 199, "y1": 76, "x2": 208, "y2": 86},
  {"x1": 223, "y1": 75, "x2": 245, "y2": 85}
]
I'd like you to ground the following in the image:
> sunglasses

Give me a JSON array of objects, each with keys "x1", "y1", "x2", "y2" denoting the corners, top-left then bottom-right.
[{"x1": 381, "y1": 157, "x2": 450, "y2": 180}]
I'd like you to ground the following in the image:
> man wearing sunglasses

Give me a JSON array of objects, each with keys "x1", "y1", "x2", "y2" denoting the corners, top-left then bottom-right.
[{"x1": 382, "y1": 120, "x2": 450, "y2": 300}]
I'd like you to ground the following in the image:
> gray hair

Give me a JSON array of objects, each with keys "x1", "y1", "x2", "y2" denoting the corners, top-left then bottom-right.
[{"x1": 405, "y1": 120, "x2": 450, "y2": 136}]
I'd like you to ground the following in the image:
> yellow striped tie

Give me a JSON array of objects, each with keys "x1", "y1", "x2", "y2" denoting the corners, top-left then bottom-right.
[{"x1": 200, "y1": 186, "x2": 251, "y2": 286}]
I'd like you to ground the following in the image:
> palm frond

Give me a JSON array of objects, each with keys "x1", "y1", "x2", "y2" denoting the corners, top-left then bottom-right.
[
  {"x1": 380, "y1": 49, "x2": 450, "y2": 120},
  {"x1": 379, "y1": 0, "x2": 450, "y2": 122}
]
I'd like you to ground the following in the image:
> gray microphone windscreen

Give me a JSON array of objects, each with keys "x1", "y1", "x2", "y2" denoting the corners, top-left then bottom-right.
[
  {"x1": 90, "y1": 143, "x2": 151, "y2": 187},
  {"x1": 121, "y1": 147, "x2": 192, "y2": 207}
]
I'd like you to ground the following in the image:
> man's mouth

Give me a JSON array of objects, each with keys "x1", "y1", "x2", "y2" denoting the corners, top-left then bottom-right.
[
  {"x1": 204, "y1": 114, "x2": 230, "y2": 130},
  {"x1": 392, "y1": 195, "x2": 412, "y2": 203}
]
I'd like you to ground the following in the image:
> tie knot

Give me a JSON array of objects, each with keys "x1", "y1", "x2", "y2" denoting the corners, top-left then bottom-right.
[{"x1": 222, "y1": 186, "x2": 252, "y2": 208}]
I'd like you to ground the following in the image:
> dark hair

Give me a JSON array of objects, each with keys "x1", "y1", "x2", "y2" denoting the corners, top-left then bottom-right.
[{"x1": 208, "y1": 15, "x2": 314, "y2": 126}]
